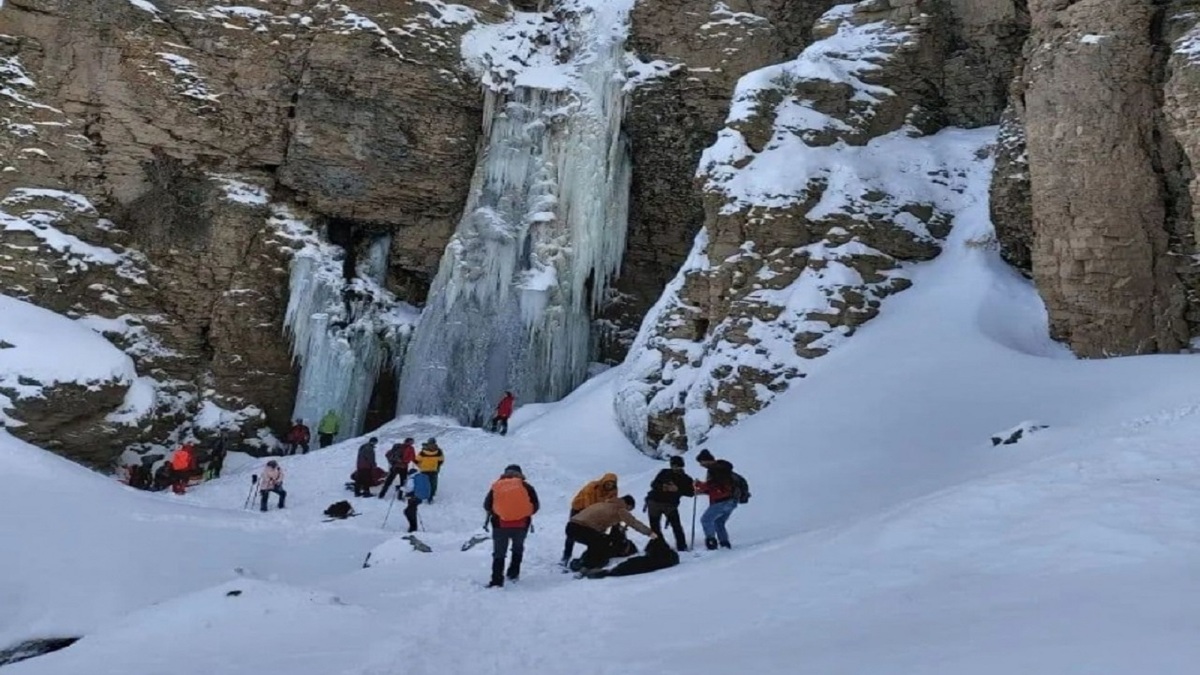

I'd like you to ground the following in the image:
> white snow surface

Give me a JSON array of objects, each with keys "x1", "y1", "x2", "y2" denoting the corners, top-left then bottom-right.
[
  {"x1": 5, "y1": 193, "x2": 1200, "y2": 671},
  {"x1": 0, "y1": 294, "x2": 136, "y2": 424}
]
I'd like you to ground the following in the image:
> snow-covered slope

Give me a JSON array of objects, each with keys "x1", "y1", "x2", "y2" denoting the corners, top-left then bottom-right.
[
  {"x1": 6, "y1": 169, "x2": 1200, "y2": 672},
  {"x1": 0, "y1": 294, "x2": 137, "y2": 426}
]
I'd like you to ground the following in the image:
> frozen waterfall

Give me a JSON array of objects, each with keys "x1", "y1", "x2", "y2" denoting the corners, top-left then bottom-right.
[
  {"x1": 285, "y1": 233, "x2": 416, "y2": 442},
  {"x1": 397, "y1": 1, "x2": 634, "y2": 424}
]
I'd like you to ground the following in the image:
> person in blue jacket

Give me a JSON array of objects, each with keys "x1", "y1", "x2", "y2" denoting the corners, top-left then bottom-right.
[{"x1": 403, "y1": 467, "x2": 433, "y2": 533}]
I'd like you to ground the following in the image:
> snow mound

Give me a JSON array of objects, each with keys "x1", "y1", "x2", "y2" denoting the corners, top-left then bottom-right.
[{"x1": 0, "y1": 294, "x2": 136, "y2": 424}]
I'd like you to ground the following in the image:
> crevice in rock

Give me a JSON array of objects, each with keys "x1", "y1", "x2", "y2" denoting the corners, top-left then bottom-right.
[{"x1": 1149, "y1": 1, "x2": 1200, "y2": 341}]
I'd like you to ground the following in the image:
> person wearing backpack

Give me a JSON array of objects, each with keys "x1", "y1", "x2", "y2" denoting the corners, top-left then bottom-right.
[
  {"x1": 402, "y1": 467, "x2": 432, "y2": 533},
  {"x1": 379, "y1": 437, "x2": 417, "y2": 499},
  {"x1": 561, "y1": 472, "x2": 619, "y2": 565},
  {"x1": 258, "y1": 460, "x2": 286, "y2": 512},
  {"x1": 482, "y1": 464, "x2": 540, "y2": 587},
  {"x1": 284, "y1": 419, "x2": 311, "y2": 455},
  {"x1": 415, "y1": 438, "x2": 445, "y2": 502},
  {"x1": 645, "y1": 455, "x2": 695, "y2": 551},
  {"x1": 695, "y1": 459, "x2": 744, "y2": 550}
]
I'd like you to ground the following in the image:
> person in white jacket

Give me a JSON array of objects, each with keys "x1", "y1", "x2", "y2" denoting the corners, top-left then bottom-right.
[{"x1": 259, "y1": 460, "x2": 286, "y2": 512}]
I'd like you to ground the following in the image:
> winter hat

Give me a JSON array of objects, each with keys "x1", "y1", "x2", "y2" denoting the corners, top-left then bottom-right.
[
  {"x1": 404, "y1": 437, "x2": 414, "y2": 444},
  {"x1": 266, "y1": 460, "x2": 278, "y2": 468},
  {"x1": 504, "y1": 464, "x2": 523, "y2": 476},
  {"x1": 425, "y1": 437, "x2": 437, "y2": 446},
  {"x1": 695, "y1": 449, "x2": 715, "y2": 463},
  {"x1": 622, "y1": 495, "x2": 636, "y2": 510},
  {"x1": 669, "y1": 455, "x2": 685, "y2": 468},
  {"x1": 369, "y1": 437, "x2": 378, "y2": 444}
]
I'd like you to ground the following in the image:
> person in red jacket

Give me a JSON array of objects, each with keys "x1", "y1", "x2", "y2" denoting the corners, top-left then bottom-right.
[
  {"x1": 170, "y1": 444, "x2": 196, "y2": 495},
  {"x1": 379, "y1": 437, "x2": 417, "y2": 500},
  {"x1": 284, "y1": 419, "x2": 311, "y2": 455},
  {"x1": 695, "y1": 458, "x2": 737, "y2": 550},
  {"x1": 490, "y1": 391, "x2": 515, "y2": 436}
]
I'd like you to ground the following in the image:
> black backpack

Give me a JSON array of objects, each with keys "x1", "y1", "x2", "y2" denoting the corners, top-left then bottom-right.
[
  {"x1": 731, "y1": 472, "x2": 751, "y2": 505},
  {"x1": 324, "y1": 500, "x2": 354, "y2": 519}
]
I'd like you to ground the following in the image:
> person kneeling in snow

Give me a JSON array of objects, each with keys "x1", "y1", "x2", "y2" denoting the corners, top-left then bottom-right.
[
  {"x1": 259, "y1": 460, "x2": 286, "y2": 512},
  {"x1": 582, "y1": 536, "x2": 680, "y2": 579},
  {"x1": 566, "y1": 495, "x2": 656, "y2": 573},
  {"x1": 402, "y1": 467, "x2": 432, "y2": 533}
]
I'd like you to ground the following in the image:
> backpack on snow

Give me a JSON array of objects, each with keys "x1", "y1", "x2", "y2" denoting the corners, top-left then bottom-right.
[
  {"x1": 731, "y1": 472, "x2": 751, "y2": 505},
  {"x1": 324, "y1": 500, "x2": 355, "y2": 519},
  {"x1": 490, "y1": 478, "x2": 534, "y2": 523}
]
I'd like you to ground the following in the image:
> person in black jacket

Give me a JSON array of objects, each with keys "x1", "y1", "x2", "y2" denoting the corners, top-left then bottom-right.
[
  {"x1": 482, "y1": 464, "x2": 540, "y2": 587},
  {"x1": 582, "y1": 536, "x2": 680, "y2": 579},
  {"x1": 645, "y1": 455, "x2": 695, "y2": 551}
]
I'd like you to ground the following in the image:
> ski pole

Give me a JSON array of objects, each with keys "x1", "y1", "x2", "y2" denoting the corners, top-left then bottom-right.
[
  {"x1": 243, "y1": 475, "x2": 258, "y2": 509},
  {"x1": 381, "y1": 486, "x2": 398, "y2": 530},
  {"x1": 690, "y1": 496, "x2": 697, "y2": 550}
]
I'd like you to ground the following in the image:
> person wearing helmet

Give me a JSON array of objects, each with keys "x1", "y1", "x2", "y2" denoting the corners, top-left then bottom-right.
[{"x1": 483, "y1": 464, "x2": 539, "y2": 587}]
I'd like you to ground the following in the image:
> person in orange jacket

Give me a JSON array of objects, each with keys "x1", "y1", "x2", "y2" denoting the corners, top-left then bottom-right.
[
  {"x1": 561, "y1": 472, "x2": 618, "y2": 565},
  {"x1": 170, "y1": 444, "x2": 196, "y2": 494}
]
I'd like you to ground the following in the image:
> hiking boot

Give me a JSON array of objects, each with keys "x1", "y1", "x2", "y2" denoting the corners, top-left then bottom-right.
[
  {"x1": 486, "y1": 579, "x2": 504, "y2": 588},
  {"x1": 719, "y1": 541, "x2": 731, "y2": 549},
  {"x1": 705, "y1": 537, "x2": 719, "y2": 551},
  {"x1": 676, "y1": 543, "x2": 689, "y2": 552}
]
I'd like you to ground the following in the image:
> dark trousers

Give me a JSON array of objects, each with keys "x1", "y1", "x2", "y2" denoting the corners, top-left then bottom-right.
[
  {"x1": 561, "y1": 508, "x2": 582, "y2": 561},
  {"x1": 565, "y1": 522, "x2": 610, "y2": 569},
  {"x1": 260, "y1": 486, "x2": 286, "y2": 511},
  {"x1": 422, "y1": 471, "x2": 439, "y2": 500},
  {"x1": 353, "y1": 469, "x2": 375, "y2": 497},
  {"x1": 648, "y1": 501, "x2": 688, "y2": 550},
  {"x1": 286, "y1": 442, "x2": 310, "y2": 455},
  {"x1": 490, "y1": 415, "x2": 509, "y2": 435},
  {"x1": 404, "y1": 497, "x2": 420, "y2": 532},
  {"x1": 318, "y1": 433, "x2": 334, "y2": 448},
  {"x1": 491, "y1": 526, "x2": 528, "y2": 584},
  {"x1": 379, "y1": 467, "x2": 407, "y2": 498}
]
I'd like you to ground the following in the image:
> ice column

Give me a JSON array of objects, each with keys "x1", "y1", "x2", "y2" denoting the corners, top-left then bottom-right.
[
  {"x1": 285, "y1": 234, "x2": 411, "y2": 442},
  {"x1": 397, "y1": 2, "x2": 634, "y2": 424}
]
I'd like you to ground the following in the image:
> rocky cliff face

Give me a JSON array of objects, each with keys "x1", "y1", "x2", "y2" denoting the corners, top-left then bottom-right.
[
  {"x1": 0, "y1": 0, "x2": 495, "y2": 459},
  {"x1": 614, "y1": 0, "x2": 1030, "y2": 454},
  {"x1": 993, "y1": 0, "x2": 1200, "y2": 357}
]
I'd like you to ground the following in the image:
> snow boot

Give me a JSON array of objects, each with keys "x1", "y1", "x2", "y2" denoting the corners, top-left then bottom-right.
[
  {"x1": 487, "y1": 578, "x2": 504, "y2": 588},
  {"x1": 705, "y1": 537, "x2": 719, "y2": 551},
  {"x1": 719, "y1": 541, "x2": 731, "y2": 549}
]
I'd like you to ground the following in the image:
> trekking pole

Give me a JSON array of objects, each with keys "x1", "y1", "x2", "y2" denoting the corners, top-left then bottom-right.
[
  {"x1": 690, "y1": 497, "x2": 697, "y2": 550},
  {"x1": 242, "y1": 475, "x2": 258, "y2": 509},
  {"x1": 381, "y1": 487, "x2": 398, "y2": 530}
]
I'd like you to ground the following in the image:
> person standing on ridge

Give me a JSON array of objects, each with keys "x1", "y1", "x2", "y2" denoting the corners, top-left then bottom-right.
[
  {"x1": 561, "y1": 472, "x2": 619, "y2": 565},
  {"x1": 483, "y1": 464, "x2": 540, "y2": 587},
  {"x1": 379, "y1": 437, "x2": 417, "y2": 500},
  {"x1": 645, "y1": 455, "x2": 695, "y2": 551},
  {"x1": 285, "y1": 419, "x2": 311, "y2": 455},
  {"x1": 318, "y1": 410, "x2": 340, "y2": 448},
  {"x1": 695, "y1": 458, "x2": 741, "y2": 550},
  {"x1": 566, "y1": 495, "x2": 656, "y2": 573},
  {"x1": 354, "y1": 437, "x2": 380, "y2": 497},
  {"x1": 415, "y1": 438, "x2": 445, "y2": 502},
  {"x1": 258, "y1": 460, "x2": 286, "y2": 512},
  {"x1": 402, "y1": 466, "x2": 432, "y2": 533},
  {"x1": 490, "y1": 391, "x2": 515, "y2": 436},
  {"x1": 170, "y1": 443, "x2": 196, "y2": 494}
]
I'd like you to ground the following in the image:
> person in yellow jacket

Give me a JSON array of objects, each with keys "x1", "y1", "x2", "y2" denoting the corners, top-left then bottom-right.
[
  {"x1": 561, "y1": 472, "x2": 618, "y2": 565},
  {"x1": 415, "y1": 438, "x2": 445, "y2": 502}
]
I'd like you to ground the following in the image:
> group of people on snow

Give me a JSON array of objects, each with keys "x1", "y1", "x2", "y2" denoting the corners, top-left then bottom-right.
[
  {"x1": 123, "y1": 436, "x2": 229, "y2": 494},
  {"x1": 481, "y1": 449, "x2": 750, "y2": 587}
]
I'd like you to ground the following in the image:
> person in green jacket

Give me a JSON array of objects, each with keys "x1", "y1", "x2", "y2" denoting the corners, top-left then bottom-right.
[{"x1": 318, "y1": 410, "x2": 340, "y2": 448}]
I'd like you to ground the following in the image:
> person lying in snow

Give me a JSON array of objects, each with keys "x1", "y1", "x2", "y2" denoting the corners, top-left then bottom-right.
[{"x1": 581, "y1": 536, "x2": 680, "y2": 579}]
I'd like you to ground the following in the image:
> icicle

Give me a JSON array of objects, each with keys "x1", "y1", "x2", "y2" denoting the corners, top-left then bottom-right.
[
  {"x1": 284, "y1": 234, "x2": 416, "y2": 441},
  {"x1": 397, "y1": 2, "x2": 635, "y2": 424}
]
